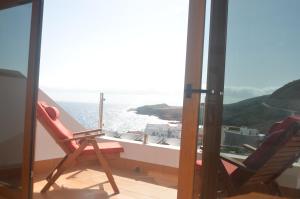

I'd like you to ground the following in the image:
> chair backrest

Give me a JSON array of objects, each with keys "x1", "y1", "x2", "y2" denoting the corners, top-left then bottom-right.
[
  {"x1": 245, "y1": 121, "x2": 300, "y2": 186},
  {"x1": 36, "y1": 101, "x2": 78, "y2": 154},
  {"x1": 231, "y1": 116, "x2": 300, "y2": 186}
]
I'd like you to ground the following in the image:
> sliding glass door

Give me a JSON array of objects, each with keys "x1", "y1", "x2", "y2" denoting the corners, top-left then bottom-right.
[
  {"x1": 219, "y1": 0, "x2": 300, "y2": 197},
  {"x1": 0, "y1": 1, "x2": 43, "y2": 198},
  {"x1": 224, "y1": 0, "x2": 300, "y2": 148},
  {"x1": 179, "y1": 0, "x2": 300, "y2": 198}
]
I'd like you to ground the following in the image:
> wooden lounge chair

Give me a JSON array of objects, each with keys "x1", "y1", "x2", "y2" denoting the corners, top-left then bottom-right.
[
  {"x1": 36, "y1": 101, "x2": 124, "y2": 194},
  {"x1": 195, "y1": 116, "x2": 300, "y2": 198}
]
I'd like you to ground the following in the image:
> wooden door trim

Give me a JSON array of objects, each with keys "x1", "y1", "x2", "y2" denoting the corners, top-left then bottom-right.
[
  {"x1": 0, "y1": 1, "x2": 42, "y2": 198},
  {"x1": 22, "y1": 0, "x2": 43, "y2": 198},
  {"x1": 201, "y1": 0, "x2": 228, "y2": 198},
  {"x1": 177, "y1": 0, "x2": 206, "y2": 198}
]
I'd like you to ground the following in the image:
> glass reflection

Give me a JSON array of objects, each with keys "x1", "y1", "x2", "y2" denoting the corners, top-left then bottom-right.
[
  {"x1": 0, "y1": 3, "x2": 32, "y2": 188},
  {"x1": 222, "y1": 0, "x2": 300, "y2": 156}
]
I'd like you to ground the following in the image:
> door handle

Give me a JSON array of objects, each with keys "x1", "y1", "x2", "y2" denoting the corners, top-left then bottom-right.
[{"x1": 184, "y1": 84, "x2": 223, "y2": 98}]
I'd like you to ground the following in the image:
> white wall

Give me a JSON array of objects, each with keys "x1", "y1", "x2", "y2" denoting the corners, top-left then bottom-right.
[{"x1": 97, "y1": 136, "x2": 182, "y2": 168}]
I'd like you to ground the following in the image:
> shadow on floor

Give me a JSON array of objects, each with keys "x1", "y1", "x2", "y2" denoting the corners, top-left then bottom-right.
[{"x1": 33, "y1": 182, "x2": 118, "y2": 199}]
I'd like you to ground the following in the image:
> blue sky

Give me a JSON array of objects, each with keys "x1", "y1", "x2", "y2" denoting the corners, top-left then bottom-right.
[
  {"x1": 39, "y1": 0, "x2": 189, "y2": 93},
  {"x1": 10, "y1": 0, "x2": 297, "y2": 103},
  {"x1": 224, "y1": 0, "x2": 300, "y2": 102},
  {"x1": 0, "y1": 0, "x2": 299, "y2": 103},
  {"x1": 0, "y1": 3, "x2": 32, "y2": 76}
]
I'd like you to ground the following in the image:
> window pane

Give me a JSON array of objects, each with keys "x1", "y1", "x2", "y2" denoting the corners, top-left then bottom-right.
[
  {"x1": 222, "y1": 0, "x2": 300, "y2": 194},
  {"x1": 0, "y1": 3, "x2": 32, "y2": 77},
  {"x1": 0, "y1": 3, "x2": 32, "y2": 188},
  {"x1": 223, "y1": 0, "x2": 300, "y2": 151}
]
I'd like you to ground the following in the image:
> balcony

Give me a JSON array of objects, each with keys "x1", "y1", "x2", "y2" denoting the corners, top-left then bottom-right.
[
  {"x1": 33, "y1": 90, "x2": 180, "y2": 198},
  {"x1": 31, "y1": 90, "x2": 300, "y2": 199}
]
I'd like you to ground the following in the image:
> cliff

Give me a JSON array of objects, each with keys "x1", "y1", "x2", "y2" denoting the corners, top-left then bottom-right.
[{"x1": 132, "y1": 103, "x2": 182, "y2": 121}]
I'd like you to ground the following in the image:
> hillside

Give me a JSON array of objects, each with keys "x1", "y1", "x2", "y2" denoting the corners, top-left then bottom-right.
[
  {"x1": 266, "y1": 79, "x2": 300, "y2": 112},
  {"x1": 132, "y1": 79, "x2": 300, "y2": 133},
  {"x1": 223, "y1": 79, "x2": 300, "y2": 132},
  {"x1": 222, "y1": 95, "x2": 289, "y2": 132}
]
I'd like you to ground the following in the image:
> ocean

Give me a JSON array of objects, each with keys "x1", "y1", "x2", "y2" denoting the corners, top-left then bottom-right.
[{"x1": 44, "y1": 89, "x2": 184, "y2": 133}]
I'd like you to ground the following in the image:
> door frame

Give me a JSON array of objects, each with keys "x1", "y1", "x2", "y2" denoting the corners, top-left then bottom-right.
[
  {"x1": 178, "y1": 0, "x2": 229, "y2": 198},
  {"x1": 0, "y1": 1, "x2": 43, "y2": 198},
  {"x1": 22, "y1": 0, "x2": 43, "y2": 198},
  {"x1": 177, "y1": 0, "x2": 206, "y2": 198},
  {"x1": 201, "y1": 0, "x2": 228, "y2": 198}
]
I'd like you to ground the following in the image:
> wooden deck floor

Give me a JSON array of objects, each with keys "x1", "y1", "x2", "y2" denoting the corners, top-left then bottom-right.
[{"x1": 33, "y1": 164, "x2": 178, "y2": 199}]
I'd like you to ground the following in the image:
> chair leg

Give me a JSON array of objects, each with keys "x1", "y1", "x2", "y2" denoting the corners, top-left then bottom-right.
[
  {"x1": 91, "y1": 140, "x2": 119, "y2": 194},
  {"x1": 46, "y1": 155, "x2": 69, "y2": 181},
  {"x1": 41, "y1": 165, "x2": 66, "y2": 193},
  {"x1": 41, "y1": 141, "x2": 89, "y2": 193}
]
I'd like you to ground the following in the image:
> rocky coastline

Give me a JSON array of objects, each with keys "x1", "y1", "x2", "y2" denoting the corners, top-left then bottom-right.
[{"x1": 129, "y1": 103, "x2": 182, "y2": 121}]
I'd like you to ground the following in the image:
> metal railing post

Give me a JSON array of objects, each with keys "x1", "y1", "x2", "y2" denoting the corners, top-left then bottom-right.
[{"x1": 99, "y1": 92, "x2": 104, "y2": 133}]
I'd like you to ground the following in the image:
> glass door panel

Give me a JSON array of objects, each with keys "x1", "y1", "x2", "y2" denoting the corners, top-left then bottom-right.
[
  {"x1": 223, "y1": 0, "x2": 300, "y2": 170},
  {"x1": 182, "y1": 0, "x2": 300, "y2": 198},
  {"x1": 219, "y1": 0, "x2": 300, "y2": 197},
  {"x1": 0, "y1": 1, "x2": 43, "y2": 198},
  {"x1": 0, "y1": 2, "x2": 32, "y2": 188}
]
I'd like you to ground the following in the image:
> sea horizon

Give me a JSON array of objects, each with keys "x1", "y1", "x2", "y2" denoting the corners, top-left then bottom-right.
[{"x1": 47, "y1": 88, "x2": 183, "y2": 134}]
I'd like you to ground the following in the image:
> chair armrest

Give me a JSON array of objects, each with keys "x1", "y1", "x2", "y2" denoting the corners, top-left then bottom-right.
[
  {"x1": 73, "y1": 128, "x2": 102, "y2": 136},
  {"x1": 220, "y1": 154, "x2": 254, "y2": 173},
  {"x1": 61, "y1": 132, "x2": 105, "y2": 142},
  {"x1": 242, "y1": 144, "x2": 257, "y2": 152}
]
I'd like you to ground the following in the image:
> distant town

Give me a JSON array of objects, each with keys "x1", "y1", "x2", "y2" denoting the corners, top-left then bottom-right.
[{"x1": 105, "y1": 123, "x2": 265, "y2": 155}]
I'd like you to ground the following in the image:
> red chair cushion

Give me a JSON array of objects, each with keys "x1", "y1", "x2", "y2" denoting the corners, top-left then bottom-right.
[
  {"x1": 268, "y1": 115, "x2": 300, "y2": 134},
  {"x1": 196, "y1": 159, "x2": 237, "y2": 175},
  {"x1": 243, "y1": 115, "x2": 300, "y2": 170},
  {"x1": 37, "y1": 102, "x2": 78, "y2": 152},
  {"x1": 229, "y1": 116, "x2": 300, "y2": 185},
  {"x1": 82, "y1": 142, "x2": 124, "y2": 155},
  {"x1": 37, "y1": 101, "x2": 124, "y2": 155},
  {"x1": 45, "y1": 106, "x2": 60, "y2": 120}
]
